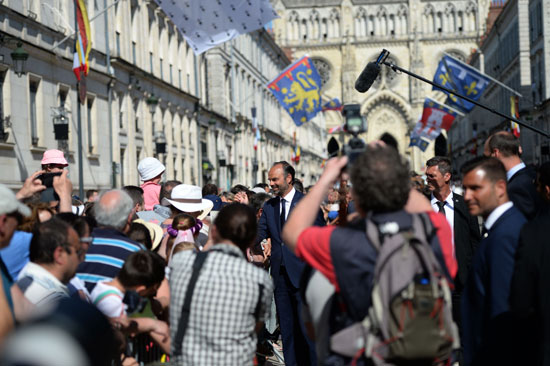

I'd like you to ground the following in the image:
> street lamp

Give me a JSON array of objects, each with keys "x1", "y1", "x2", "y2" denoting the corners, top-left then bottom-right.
[
  {"x1": 154, "y1": 131, "x2": 166, "y2": 155},
  {"x1": 52, "y1": 107, "x2": 69, "y2": 141},
  {"x1": 146, "y1": 94, "x2": 159, "y2": 115},
  {"x1": 10, "y1": 42, "x2": 29, "y2": 78}
]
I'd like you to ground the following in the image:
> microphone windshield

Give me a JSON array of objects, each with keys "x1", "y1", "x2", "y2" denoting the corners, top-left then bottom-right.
[{"x1": 355, "y1": 62, "x2": 381, "y2": 93}]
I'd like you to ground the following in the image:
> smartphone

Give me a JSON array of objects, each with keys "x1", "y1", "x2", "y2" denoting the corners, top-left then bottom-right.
[
  {"x1": 37, "y1": 172, "x2": 62, "y2": 188},
  {"x1": 37, "y1": 172, "x2": 62, "y2": 202}
]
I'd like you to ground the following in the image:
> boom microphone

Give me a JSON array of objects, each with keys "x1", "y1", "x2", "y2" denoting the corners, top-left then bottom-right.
[{"x1": 355, "y1": 49, "x2": 390, "y2": 93}]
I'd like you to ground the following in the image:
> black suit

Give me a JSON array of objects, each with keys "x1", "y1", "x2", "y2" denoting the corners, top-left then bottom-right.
[
  {"x1": 453, "y1": 193, "x2": 481, "y2": 292},
  {"x1": 510, "y1": 208, "x2": 550, "y2": 366},
  {"x1": 508, "y1": 165, "x2": 540, "y2": 220}
]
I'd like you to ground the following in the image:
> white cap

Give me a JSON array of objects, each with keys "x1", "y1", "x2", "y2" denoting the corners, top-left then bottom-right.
[
  {"x1": 251, "y1": 187, "x2": 268, "y2": 194},
  {"x1": 138, "y1": 157, "x2": 165, "y2": 181},
  {"x1": 0, "y1": 184, "x2": 31, "y2": 217}
]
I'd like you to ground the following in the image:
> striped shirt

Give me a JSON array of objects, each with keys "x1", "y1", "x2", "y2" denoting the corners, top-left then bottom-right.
[{"x1": 76, "y1": 227, "x2": 144, "y2": 292}]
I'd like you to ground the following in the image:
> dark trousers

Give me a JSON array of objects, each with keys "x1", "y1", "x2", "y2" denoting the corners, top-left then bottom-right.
[{"x1": 274, "y1": 266, "x2": 316, "y2": 366}]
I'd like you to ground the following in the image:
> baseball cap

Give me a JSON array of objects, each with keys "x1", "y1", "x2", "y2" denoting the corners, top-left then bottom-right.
[
  {"x1": 138, "y1": 157, "x2": 165, "y2": 182},
  {"x1": 0, "y1": 184, "x2": 31, "y2": 217},
  {"x1": 41, "y1": 149, "x2": 68, "y2": 166}
]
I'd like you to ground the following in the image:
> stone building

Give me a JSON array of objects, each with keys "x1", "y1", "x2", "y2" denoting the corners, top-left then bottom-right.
[
  {"x1": 0, "y1": 0, "x2": 325, "y2": 192},
  {"x1": 448, "y1": 0, "x2": 550, "y2": 170},
  {"x1": 271, "y1": 0, "x2": 490, "y2": 171}
]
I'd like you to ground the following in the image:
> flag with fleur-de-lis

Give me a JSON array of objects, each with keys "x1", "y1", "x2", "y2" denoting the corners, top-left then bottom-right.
[
  {"x1": 432, "y1": 55, "x2": 490, "y2": 113},
  {"x1": 154, "y1": 0, "x2": 278, "y2": 55}
]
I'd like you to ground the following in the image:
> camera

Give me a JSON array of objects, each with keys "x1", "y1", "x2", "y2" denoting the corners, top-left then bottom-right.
[{"x1": 327, "y1": 104, "x2": 367, "y2": 165}]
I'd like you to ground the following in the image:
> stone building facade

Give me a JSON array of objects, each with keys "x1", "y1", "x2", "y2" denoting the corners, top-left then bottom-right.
[
  {"x1": 449, "y1": 0, "x2": 550, "y2": 170},
  {"x1": 0, "y1": 0, "x2": 325, "y2": 192},
  {"x1": 271, "y1": 0, "x2": 490, "y2": 171}
]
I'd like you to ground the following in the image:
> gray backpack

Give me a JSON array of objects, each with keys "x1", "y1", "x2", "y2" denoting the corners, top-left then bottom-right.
[{"x1": 330, "y1": 213, "x2": 459, "y2": 365}]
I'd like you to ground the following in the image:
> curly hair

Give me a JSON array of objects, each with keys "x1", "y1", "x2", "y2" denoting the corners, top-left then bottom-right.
[{"x1": 350, "y1": 145, "x2": 410, "y2": 213}]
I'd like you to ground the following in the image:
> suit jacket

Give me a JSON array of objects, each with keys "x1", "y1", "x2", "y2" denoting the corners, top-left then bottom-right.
[
  {"x1": 510, "y1": 208, "x2": 550, "y2": 366},
  {"x1": 257, "y1": 190, "x2": 325, "y2": 288},
  {"x1": 508, "y1": 166, "x2": 540, "y2": 220},
  {"x1": 461, "y1": 205, "x2": 527, "y2": 366},
  {"x1": 453, "y1": 193, "x2": 480, "y2": 292}
]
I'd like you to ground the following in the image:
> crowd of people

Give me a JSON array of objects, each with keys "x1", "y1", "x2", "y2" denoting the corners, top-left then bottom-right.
[{"x1": 0, "y1": 129, "x2": 548, "y2": 366}]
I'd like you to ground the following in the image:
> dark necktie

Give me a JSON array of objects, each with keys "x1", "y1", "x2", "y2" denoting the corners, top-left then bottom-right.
[
  {"x1": 481, "y1": 225, "x2": 489, "y2": 238},
  {"x1": 280, "y1": 197, "x2": 286, "y2": 229},
  {"x1": 436, "y1": 201, "x2": 446, "y2": 217}
]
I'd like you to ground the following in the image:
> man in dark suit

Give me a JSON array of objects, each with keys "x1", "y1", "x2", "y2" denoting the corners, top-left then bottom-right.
[
  {"x1": 426, "y1": 157, "x2": 480, "y2": 321},
  {"x1": 484, "y1": 131, "x2": 540, "y2": 219},
  {"x1": 257, "y1": 161, "x2": 324, "y2": 366},
  {"x1": 510, "y1": 162, "x2": 550, "y2": 366},
  {"x1": 460, "y1": 156, "x2": 527, "y2": 366}
]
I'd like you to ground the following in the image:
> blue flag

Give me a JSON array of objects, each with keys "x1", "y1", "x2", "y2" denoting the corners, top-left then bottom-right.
[
  {"x1": 432, "y1": 55, "x2": 490, "y2": 113},
  {"x1": 267, "y1": 56, "x2": 322, "y2": 126},
  {"x1": 409, "y1": 134, "x2": 430, "y2": 152},
  {"x1": 322, "y1": 98, "x2": 343, "y2": 111}
]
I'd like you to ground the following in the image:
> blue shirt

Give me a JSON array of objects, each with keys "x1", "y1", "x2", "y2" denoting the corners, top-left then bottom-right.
[
  {"x1": 0, "y1": 231, "x2": 33, "y2": 279},
  {"x1": 76, "y1": 227, "x2": 144, "y2": 292}
]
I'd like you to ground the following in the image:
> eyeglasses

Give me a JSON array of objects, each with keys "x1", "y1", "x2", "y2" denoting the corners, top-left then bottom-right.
[{"x1": 80, "y1": 237, "x2": 93, "y2": 244}]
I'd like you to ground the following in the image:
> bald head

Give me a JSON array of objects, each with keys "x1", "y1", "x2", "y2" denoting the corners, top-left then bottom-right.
[{"x1": 94, "y1": 189, "x2": 134, "y2": 231}]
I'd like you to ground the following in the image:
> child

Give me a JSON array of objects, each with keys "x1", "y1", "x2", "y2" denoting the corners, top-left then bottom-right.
[
  {"x1": 165, "y1": 213, "x2": 198, "y2": 261},
  {"x1": 90, "y1": 250, "x2": 169, "y2": 353},
  {"x1": 138, "y1": 157, "x2": 165, "y2": 210}
]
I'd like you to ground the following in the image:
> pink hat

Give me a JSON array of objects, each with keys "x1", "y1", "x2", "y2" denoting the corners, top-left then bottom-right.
[{"x1": 41, "y1": 149, "x2": 68, "y2": 166}]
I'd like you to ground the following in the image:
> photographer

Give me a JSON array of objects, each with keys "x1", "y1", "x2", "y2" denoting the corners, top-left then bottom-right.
[{"x1": 282, "y1": 144, "x2": 454, "y2": 365}]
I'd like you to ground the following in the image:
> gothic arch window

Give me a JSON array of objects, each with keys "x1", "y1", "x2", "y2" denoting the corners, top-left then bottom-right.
[
  {"x1": 329, "y1": 8, "x2": 340, "y2": 38},
  {"x1": 287, "y1": 11, "x2": 300, "y2": 40},
  {"x1": 377, "y1": 6, "x2": 388, "y2": 36},
  {"x1": 397, "y1": 5, "x2": 408, "y2": 35},
  {"x1": 368, "y1": 15, "x2": 375, "y2": 35},
  {"x1": 444, "y1": 3, "x2": 456, "y2": 33},
  {"x1": 457, "y1": 10, "x2": 464, "y2": 32},
  {"x1": 301, "y1": 18, "x2": 308, "y2": 40},
  {"x1": 423, "y1": 5, "x2": 435, "y2": 34},
  {"x1": 389, "y1": 14, "x2": 395, "y2": 36},
  {"x1": 436, "y1": 11, "x2": 444, "y2": 33},
  {"x1": 321, "y1": 17, "x2": 328, "y2": 39},
  {"x1": 355, "y1": 7, "x2": 367, "y2": 37},
  {"x1": 311, "y1": 58, "x2": 331, "y2": 89},
  {"x1": 310, "y1": 10, "x2": 320, "y2": 39},
  {"x1": 465, "y1": 2, "x2": 477, "y2": 32}
]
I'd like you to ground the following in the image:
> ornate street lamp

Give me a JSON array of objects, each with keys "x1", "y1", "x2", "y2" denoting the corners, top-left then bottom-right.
[
  {"x1": 154, "y1": 131, "x2": 166, "y2": 155},
  {"x1": 146, "y1": 94, "x2": 159, "y2": 116},
  {"x1": 11, "y1": 42, "x2": 29, "y2": 78},
  {"x1": 52, "y1": 107, "x2": 69, "y2": 141}
]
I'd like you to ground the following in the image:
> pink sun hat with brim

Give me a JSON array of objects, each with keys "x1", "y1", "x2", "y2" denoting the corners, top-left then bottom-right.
[
  {"x1": 41, "y1": 149, "x2": 68, "y2": 166},
  {"x1": 161, "y1": 184, "x2": 213, "y2": 220}
]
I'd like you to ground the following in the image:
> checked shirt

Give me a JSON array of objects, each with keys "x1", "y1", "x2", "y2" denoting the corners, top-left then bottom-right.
[{"x1": 169, "y1": 243, "x2": 273, "y2": 365}]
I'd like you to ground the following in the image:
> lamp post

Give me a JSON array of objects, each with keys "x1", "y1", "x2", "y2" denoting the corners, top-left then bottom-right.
[
  {"x1": 52, "y1": 106, "x2": 70, "y2": 145},
  {"x1": 10, "y1": 42, "x2": 29, "y2": 78},
  {"x1": 154, "y1": 130, "x2": 166, "y2": 157}
]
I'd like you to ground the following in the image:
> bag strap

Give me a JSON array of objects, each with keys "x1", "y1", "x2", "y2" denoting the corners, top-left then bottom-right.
[
  {"x1": 365, "y1": 217, "x2": 382, "y2": 251},
  {"x1": 174, "y1": 251, "x2": 209, "y2": 356}
]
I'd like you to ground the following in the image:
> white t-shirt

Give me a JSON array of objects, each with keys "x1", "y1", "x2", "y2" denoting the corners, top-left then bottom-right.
[{"x1": 90, "y1": 281, "x2": 126, "y2": 318}]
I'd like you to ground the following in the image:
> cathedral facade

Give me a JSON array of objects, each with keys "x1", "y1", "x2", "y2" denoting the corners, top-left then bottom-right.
[{"x1": 271, "y1": 0, "x2": 490, "y2": 170}]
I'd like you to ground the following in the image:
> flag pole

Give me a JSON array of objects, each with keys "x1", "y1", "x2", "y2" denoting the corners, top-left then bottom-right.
[
  {"x1": 51, "y1": 0, "x2": 122, "y2": 51},
  {"x1": 75, "y1": 1, "x2": 85, "y2": 200},
  {"x1": 443, "y1": 52, "x2": 523, "y2": 97},
  {"x1": 383, "y1": 60, "x2": 550, "y2": 138}
]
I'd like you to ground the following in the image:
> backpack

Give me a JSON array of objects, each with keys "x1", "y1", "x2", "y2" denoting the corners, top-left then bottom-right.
[{"x1": 330, "y1": 213, "x2": 459, "y2": 365}]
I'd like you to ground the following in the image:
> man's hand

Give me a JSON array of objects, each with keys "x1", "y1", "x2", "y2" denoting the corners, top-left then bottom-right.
[
  {"x1": 234, "y1": 191, "x2": 249, "y2": 205},
  {"x1": 53, "y1": 170, "x2": 73, "y2": 212},
  {"x1": 318, "y1": 156, "x2": 349, "y2": 188},
  {"x1": 15, "y1": 170, "x2": 46, "y2": 200}
]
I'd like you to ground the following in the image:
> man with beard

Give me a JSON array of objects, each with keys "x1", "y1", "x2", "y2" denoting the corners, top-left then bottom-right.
[{"x1": 256, "y1": 161, "x2": 324, "y2": 366}]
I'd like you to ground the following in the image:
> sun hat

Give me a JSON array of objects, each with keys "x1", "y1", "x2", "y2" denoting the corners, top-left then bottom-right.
[
  {"x1": 0, "y1": 184, "x2": 31, "y2": 217},
  {"x1": 251, "y1": 187, "x2": 268, "y2": 194},
  {"x1": 161, "y1": 184, "x2": 213, "y2": 220},
  {"x1": 133, "y1": 219, "x2": 164, "y2": 251},
  {"x1": 41, "y1": 149, "x2": 68, "y2": 166},
  {"x1": 138, "y1": 157, "x2": 165, "y2": 182}
]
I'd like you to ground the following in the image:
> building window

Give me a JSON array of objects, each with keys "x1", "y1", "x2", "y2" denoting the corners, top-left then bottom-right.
[
  {"x1": 120, "y1": 147, "x2": 125, "y2": 186},
  {"x1": 29, "y1": 81, "x2": 39, "y2": 146},
  {"x1": 169, "y1": 64, "x2": 173, "y2": 84},
  {"x1": 160, "y1": 58, "x2": 164, "y2": 79},
  {"x1": 87, "y1": 97, "x2": 94, "y2": 153},
  {"x1": 178, "y1": 69, "x2": 182, "y2": 89},
  {"x1": 150, "y1": 52, "x2": 154, "y2": 73}
]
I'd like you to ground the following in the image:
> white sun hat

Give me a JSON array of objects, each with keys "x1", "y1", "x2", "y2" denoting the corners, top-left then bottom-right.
[{"x1": 161, "y1": 184, "x2": 213, "y2": 220}]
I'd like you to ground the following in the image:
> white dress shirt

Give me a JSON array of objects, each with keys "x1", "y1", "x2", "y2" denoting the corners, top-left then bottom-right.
[
  {"x1": 431, "y1": 191, "x2": 455, "y2": 254},
  {"x1": 280, "y1": 187, "x2": 296, "y2": 221},
  {"x1": 506, "y1": 162, "x2": 526, "y2": 181},
  {"x1": 484, "y1": 201, "x2": 514, "y2": 231}
]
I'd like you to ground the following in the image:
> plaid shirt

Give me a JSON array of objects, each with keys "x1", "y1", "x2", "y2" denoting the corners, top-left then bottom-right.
[{"x1": 169, "y1": 243, "x2": 273, "y2": 365}]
